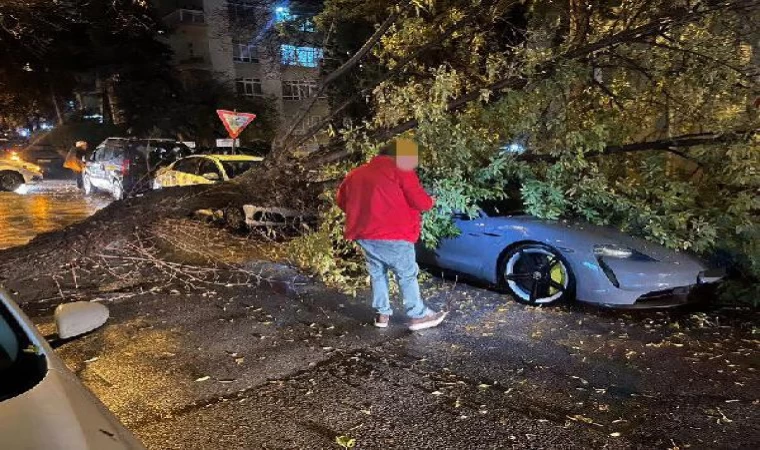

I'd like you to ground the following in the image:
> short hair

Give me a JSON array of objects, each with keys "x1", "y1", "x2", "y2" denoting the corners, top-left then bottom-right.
[{"x1": 378, "y1": 141, "x2": 396, "y2": 157}]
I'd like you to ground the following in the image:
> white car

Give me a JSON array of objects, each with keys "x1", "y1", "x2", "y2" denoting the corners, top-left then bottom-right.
[
  {"x1": 0, "y1": 154, "x2": 43, "y2": 191},
  {"x1": 0, "y1": 289, "x2": 145, "y2": 449}
]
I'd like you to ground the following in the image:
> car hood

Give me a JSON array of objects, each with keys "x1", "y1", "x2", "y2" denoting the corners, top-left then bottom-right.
[
  {"x1": 489, "y1": 215, "x2": 704, "y2": 265},
  {"x1": 0, "y1": 158, "x2": 42, "y2": 173},
  {"x1": 0, "y1": 367, "x2": 144, "y2": 450}
]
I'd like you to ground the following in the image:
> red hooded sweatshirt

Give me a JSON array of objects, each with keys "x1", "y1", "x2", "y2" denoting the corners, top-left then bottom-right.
[{"x1": 337, "y1": 156, "x2": 434, "y2": 243}]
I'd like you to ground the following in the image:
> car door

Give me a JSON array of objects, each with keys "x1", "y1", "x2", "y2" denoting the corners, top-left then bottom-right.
[
  {"x1": 106, "y1": 141, "x2": 127, "y2": 184},
  {"x1": 89, "y1": 146, "x2": 108, "y2": 189},
  {"x1": 197, "y1": 158, "x2": 223, "y2": 184},
  {"x1": 98, "y1": 143, "x2": 117, "y2": 190},
  {"x1": 152, "y1": 161, "x2": 175, "y2": 189},
  {"x1": 430, "y1": 211, "x2": 493, "y2": 276},
  {"x1": 157, "y1": 159, "x2": 190, "y2": 188},
  {"x1": 168, "y1": 157, "x2": 204, "y2": 187}
]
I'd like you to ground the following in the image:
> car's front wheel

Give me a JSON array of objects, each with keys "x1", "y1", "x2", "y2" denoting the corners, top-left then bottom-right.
[
  {"x1": 499, "y1": 243, "x2": 574, "y2": 306},
  {"x1": 82, "y1": 174, "x2": 94, "y2": 195},
  {"x1": 112, "y1": 179, "x2": 124, "y2": 200},
  {"x1": 0, "y1": 171, "x2": 24, "y2": 192}
]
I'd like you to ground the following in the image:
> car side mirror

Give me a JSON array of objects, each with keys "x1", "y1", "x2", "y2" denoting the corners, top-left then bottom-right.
[
  {"x1": 54, "y1": 302, "x2": 109, "y2": 340},
  {"x1": 202, "y1": 172, "x2": 220, "y2": 181}
]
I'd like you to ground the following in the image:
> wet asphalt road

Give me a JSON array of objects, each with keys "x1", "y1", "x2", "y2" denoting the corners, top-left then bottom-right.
[
  {"x1": 28, "y1": 274, "x2": 759, "y2": 449},
  {"x1": 0, "y1": 180, "x2": 110, "y2": 250},
  {"x1": 5, "y1": 181, "x2": 759, "y2": 449}
]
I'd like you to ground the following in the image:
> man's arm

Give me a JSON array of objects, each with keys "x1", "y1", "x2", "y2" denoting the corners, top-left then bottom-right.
[
  {"x1": 398, "y1": 170, "x2": 435, "y2": 211},
  {"x1": 336, "y1": 178, "x2": 348, "y2": 212}
]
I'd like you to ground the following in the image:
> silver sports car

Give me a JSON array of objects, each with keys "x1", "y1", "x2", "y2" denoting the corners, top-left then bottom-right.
[{"x1": 417, "y1": 199, "x2": 724, "y2": 308}]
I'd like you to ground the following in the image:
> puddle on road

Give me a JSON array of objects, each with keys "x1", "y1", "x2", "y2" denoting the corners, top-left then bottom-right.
[{"x1": 0, "y1": 180, "x2": 111, "y2": 250}]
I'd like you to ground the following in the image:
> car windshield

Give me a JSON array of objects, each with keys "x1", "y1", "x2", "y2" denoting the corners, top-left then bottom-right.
[
  {"x1": 0, "y1": 298, "x2": 47, "y2": 401},
  {"x1": 479, "y1": 196, "x2": 524, "y2": 217},
  {"x1": 220, "y1": 161, "x2": 257, "y2": 179},
  {"x1": 133, "y1": 141, "x2": 192, "y2": 169}
]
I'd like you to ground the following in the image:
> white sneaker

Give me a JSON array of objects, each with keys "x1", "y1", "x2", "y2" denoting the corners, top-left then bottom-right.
[
  {"x1": 408, "y1": 311, "x2": 448, "y2": 331},
  {"x1": 374, "y1": 314, "x2": 390, "y2": 328}
]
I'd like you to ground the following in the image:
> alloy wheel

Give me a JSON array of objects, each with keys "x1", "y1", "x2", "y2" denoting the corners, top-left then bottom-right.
[{"x1": 503, "y1": 245, "x2": 572, "y2": 306}]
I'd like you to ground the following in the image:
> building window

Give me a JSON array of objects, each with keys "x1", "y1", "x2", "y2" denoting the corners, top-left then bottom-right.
[
  {"x1": 274, "y1": 6, "x2": 315, "y2": 32},
  {"x1": 274, "y1": 6, "x2": 292, "y2": 23},
  {"x1": 280, "y1": 45, "x2": 323, "y2": 68},
  {"x1": 299, "y1": 19, "x2": 315, "y2": 32},
  {"x1": 233, "y1": 40, "x2": 258, "y2": 63},
  {"x1": 282, "y1": 80, "x2": 324, "y2": 101},
  {"x1": 236, "y1": 78, "x2": 263, "y2": 97},
  {"x1": 228, "y1": 0, "x2": 257, "y2": 25}
]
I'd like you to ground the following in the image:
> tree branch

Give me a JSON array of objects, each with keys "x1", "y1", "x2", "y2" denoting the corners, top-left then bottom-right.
[
  {"x1": 274, "y1": 7, "x2": 402, "y2": 152},
  {"x1": 519, "y1": 130, "x2": 758, "y2": 163},
  {"x1": 290, "y1": 0, "x2": 506, "y2": 151},
  {"x1": 306, "y1": 0, "x2": 760, "y2": 168}
]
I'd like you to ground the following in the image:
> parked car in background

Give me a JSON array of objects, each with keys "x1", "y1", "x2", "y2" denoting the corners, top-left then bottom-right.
[
  {"x1": 0, "y1": 156, "x2": 43, "y2": 191},
  {"x1": 17, "y1": 144, "x2": 66, "y2": 179},
  {"x1": 83, "y1": 138, "x2": 191, "y2": 200},
  {"x1": 152, "y1": 154, "x2": 262, "y2": 189},
  {"x1": 0, "y1": 288, "x2": 146, "y2": 449},
  {"x1": 417, "y1": 196, "x2": 724, "y2": 309},
  {"x1": 195, "y1": 146, "x2": 267, "y2": 158}
]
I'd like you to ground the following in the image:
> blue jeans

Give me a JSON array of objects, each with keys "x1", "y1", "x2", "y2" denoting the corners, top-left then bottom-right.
[{"x1": 357, "y1": 240, "x2": 432, "y2": 319}]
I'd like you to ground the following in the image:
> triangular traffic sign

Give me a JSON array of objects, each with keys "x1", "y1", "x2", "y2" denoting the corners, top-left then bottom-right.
[{"x1": 217, "y1": 110, "x2": 257, "y2": 139}]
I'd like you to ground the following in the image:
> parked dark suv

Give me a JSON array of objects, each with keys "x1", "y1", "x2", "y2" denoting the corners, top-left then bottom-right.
[{"x1": 82, "y1": 138, "x2": 191, "y2": 199}]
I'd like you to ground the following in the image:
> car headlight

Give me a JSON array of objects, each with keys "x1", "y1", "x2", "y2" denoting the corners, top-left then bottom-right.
[
  {"x1": 594, "y1": 244, "x2": 634, "y2": 259},
  {"x1": 23, "y1": 163, "x2": 42, "y2": 173}
]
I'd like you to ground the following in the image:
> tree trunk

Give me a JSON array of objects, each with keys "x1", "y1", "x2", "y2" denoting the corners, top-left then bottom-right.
[
  {"x1": 49, "y1": 84, "x2": 63, "y2": 125},
  {"x1": 99, "y1": 73, "x2": 113, "y2": 125},
  {"x1": 568, "y1": 0, "x2": 592, "y2": 46}
]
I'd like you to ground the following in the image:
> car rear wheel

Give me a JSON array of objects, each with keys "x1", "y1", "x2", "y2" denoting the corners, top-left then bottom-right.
[
  {"x1": 499, "y1": 243, "x2": 574, "y2": 306},
  {"x1": 0, "y1": 171, "x2": 24, "y2": 192}
]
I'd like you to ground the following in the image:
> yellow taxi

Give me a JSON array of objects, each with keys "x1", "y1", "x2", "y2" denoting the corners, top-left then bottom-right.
[{"x1": 152, "y1": 154, "x2": 262, "y2": 189}]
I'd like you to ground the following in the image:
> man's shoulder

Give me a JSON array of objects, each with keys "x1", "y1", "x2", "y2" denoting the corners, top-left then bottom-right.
[{"x1": 347, "y1": 161, "x2": 377, "y2": 178}]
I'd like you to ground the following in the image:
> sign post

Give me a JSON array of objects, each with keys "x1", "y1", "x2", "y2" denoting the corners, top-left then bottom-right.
[{"x1": 216, "y1": 109, "x2": 257, "y2": 154}]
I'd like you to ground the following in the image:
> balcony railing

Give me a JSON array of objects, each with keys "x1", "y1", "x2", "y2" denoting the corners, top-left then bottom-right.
[{"x1": 164, "y1": 9, "x2": 205, "y2": 26}]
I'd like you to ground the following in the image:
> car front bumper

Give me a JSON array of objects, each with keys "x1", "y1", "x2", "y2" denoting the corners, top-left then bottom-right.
[{"x1": 593, "y1": 269, "x2": 725, "y2": 309}]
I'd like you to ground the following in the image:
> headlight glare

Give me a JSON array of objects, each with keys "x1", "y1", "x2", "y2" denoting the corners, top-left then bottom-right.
[{"x1": 594, "y1": 244, "x2": 634, "y2": 259}]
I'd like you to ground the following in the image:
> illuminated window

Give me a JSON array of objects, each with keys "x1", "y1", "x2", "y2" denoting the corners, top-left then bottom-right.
[
  {"x1": 274, "y1": 6, "x2": 292, "y2": 23},
  {"x1": 282, "y1": 80, "x2": 324, "y2": 100},
  {"x1": 280, "y1": 45, "x2": 323, "y2": 67},
  {"x1": 274, "y1": 6, "x2": 315, "y2": 32},
  {"x1": 233, "y1": 40, "x2": 258, "y2": 63},
  {"x1": 299, "y1": 18, "x2": 315, "y2": 32},
  {"x1": 236, "y1": 78, "x2": 263, "y2": 97}
]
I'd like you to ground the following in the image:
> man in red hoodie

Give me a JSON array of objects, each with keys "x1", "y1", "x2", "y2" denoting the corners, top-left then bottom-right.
[{"x1": 337, "y1": 139, "x2": 448, "y2": 331}]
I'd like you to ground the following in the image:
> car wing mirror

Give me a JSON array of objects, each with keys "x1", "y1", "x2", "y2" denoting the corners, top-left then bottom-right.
[
  {"x1": 202, "y1": 172, "x2": 220, "y2": 181},
  {"x1": 54, "y1": 302, "x2": 109, "y2": 340}
]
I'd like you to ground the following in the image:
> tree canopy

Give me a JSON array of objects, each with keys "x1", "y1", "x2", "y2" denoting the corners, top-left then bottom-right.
[{"x1": 290, "y1": 0, "x2": 759, "y2": 301}]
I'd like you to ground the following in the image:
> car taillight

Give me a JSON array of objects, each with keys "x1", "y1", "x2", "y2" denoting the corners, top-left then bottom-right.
[{"x1": 121, "y1": 159, "x2": 130, "y2": 174}]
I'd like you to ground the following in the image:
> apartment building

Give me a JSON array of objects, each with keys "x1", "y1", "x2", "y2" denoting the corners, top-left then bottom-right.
[{"x1": 156, "y1": 0, "x2": 328, "y2": 147}]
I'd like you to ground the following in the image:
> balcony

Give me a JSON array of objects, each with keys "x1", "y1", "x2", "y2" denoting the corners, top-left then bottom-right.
[{"x1": 164, "y1": 9, "x2": 206, "y2": 27}]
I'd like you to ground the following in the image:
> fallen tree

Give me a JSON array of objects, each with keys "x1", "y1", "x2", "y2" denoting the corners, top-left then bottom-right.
[{"x1": 2, "y1": 0, "x2": 759, "y2": 305}]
